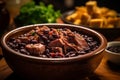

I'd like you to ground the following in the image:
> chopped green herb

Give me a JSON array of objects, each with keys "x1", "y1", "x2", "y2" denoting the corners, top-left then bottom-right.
[
  {"x1": 31, "y1": 32, "x2": 36, "y2": 36},
  {"x1": 15, "y1": 1, "x2": 61, "y2": 27}
]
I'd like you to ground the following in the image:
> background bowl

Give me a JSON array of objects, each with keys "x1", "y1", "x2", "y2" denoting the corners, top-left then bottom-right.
[
  {"x1": 61, "y1": 10, "x2": 120, "y2": 41},
  {"x1": 1, "y1": 23, "x2": 107, "y2": 80},
  {"x1": 105, "y1": 41, "x2": 120, "y2": 65}
]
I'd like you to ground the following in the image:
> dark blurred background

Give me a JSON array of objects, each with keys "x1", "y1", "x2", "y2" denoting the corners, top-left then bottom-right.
[
  {"x1": 0, "y1": 0, "x2": 120, "y2": 37},
  {"x1": 34, "y1": 0, "x2": 120, "y2": 13}
]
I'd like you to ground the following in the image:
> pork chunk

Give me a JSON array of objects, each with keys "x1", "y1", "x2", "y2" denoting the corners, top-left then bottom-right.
[
  {"x1": 74, "y1": 33, "x2": 89, "y2": 49},
  {"x1": 25, "y1": 43, "x2": 45, "y2": 56},
  {"x1": 48, "y1": 39, "x2": 65, "y2": 47}
]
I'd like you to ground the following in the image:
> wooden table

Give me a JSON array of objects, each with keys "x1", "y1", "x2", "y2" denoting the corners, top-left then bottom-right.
[{"x1": 0, "y1": 38, "x2": 120, "y2": 80}]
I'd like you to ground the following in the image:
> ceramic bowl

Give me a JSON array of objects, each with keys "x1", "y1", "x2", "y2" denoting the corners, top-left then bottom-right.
[
  {"x1": 105, "y1": 41, "x2": 120, "y2": 65},
  {"x1": 1, "y1": 23, "x2": 107, "y2": 80}
]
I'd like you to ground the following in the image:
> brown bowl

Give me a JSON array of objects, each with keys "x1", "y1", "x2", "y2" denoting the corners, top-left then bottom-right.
[
  {"x1": 105, "y1": 41, "x2": 120, "y2": 65},
  {"x1": 1, "y1": 23, "x2": 107, "y2": 80}
]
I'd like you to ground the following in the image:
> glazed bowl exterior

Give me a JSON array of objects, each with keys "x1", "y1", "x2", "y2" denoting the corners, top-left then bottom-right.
[{"x1": 1, "y1": 23, "x2": 107, "y2": 80}]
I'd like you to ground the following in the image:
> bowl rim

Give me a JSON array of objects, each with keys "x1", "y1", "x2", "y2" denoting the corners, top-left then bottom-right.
[
  {"x1": 105, "y1": 41, "x2": 120, "y2": 55},
  {"x1": 1, "y1": 23, "x2": 107, "y2": 63}
]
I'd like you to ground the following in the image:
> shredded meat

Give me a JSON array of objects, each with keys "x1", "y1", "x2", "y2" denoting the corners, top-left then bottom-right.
[
  {"x1": 48, "y1": 39, "x2": 65, "y2": 47},
  {"x1": 48, "y1": 27, "x2": 89, "y2": 54}
]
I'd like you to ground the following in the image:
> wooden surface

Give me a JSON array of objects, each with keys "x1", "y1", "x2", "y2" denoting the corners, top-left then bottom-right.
[{"x1": 0, "y1": 38, "x2": 120, "y2": 80}]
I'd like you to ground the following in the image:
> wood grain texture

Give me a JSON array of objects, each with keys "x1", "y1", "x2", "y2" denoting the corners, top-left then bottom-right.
[
  {"x1": 95, "y1": 54, "x2": 120, "y2": 80},
  {"x1": 0, "y1": 58, "x2": 12, "y2": 80}
]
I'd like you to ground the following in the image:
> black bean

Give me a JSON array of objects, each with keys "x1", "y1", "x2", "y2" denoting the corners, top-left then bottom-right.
[
  {"x1": 86, "y1": 37, "x2": 93, "y2": 42},
  {"x1": 46, "y1": 54, "x2": 51, "y2": 58},
  {"x1": 84, "y1": 47, "x2": 91, "y2": 53},
  {"x1": 45, "y1": 49, "x2": 50, "y2": 54},
  {"x1": 13, "y1": 40, "x2": 17, "y2": 44},
  {"x1": 39, "y1": 55, "x2": 47, "y2": 58},
  {"x1": 46, "y1": 40, "x2": 50, "y2": 43},
  {"x1": 77, "y1": 50, "x2": 86, "y2": 54},
  {"x1": 70, "y1": 53, "x2": 76, "y2": 57},
  {"x1": 39, "y1": 35, "x2": 48, "y2": 43},
  {"x1": 52, "y1": 34, "x2": 59, "y2": 38},
  {"x1": 42, "y1": 35, "x2": 48, "y2": 40},
  {"x1": 65, "y1": 51, "x2": 76, "y2": 57},
  {"x1": 20, "y1": 49, "x2": 30, "y2": 55},
  {"x1": 14, "y1": 49, "x2": 19, "y2": 52},
  {"x1": 20, "y1": 46, "x2": 24, "y2": 49},
  {"x1": 15, "y1": 44, "x2": 19, "y2": 48},
  {"x1": 30, "y1": 40, "x2": 38, "y2": 43},
  {"x1": 7, "y1": 42, "x2": 12, "y2": 46},
  {"x1": 18, "y1": 43, "x2": 26, "y2": 46},
  {"x1": 9, "y1": 38, "x2": 15, "y2": 42},
  {"x1": 8, "y1": 42, "x2": 16, "y2": 49},
  {"x1": 83, "y1": 35, "x2": 88, "y2": 38},
  {"x1": 43, "y1": 29, "x2": 49, "y2": 34},
  {"x1": 88, "y1": 41, "x2": 97, "y2": 47},
  {"x1": 92, "y1": 45, "x2": 99, "y2": 51}
]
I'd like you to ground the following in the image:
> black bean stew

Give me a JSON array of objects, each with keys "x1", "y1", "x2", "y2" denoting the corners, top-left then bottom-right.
[
  {"x1": 7, "y1": 26, "x2": 100, "y2": 58},
  {"x1": 107, "y1": 46, "x2": 120, "y2": 53}
]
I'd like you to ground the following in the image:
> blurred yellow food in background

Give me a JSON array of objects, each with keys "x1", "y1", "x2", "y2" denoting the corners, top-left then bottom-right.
[{"x1": 66, "y1": 1, "x2": 120, "y2": 28}]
